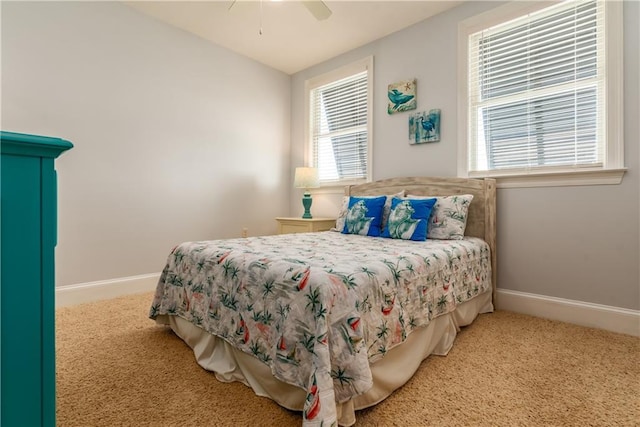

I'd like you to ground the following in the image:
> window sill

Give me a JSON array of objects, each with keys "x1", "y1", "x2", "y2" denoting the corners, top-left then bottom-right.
[
  {"x1": 311, "y1": 179, "x2": 370, "y2": 195},
  {"x1": 312, "y1": 185, "x2": 346, "y2": 195},
  {"x1": 470, "y1": 168, "x2": 627, "y2": 189}
]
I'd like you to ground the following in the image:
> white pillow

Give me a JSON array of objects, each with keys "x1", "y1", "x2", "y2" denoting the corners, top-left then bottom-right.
[
  {"x1": 407, "y1": 194, "x2": 474, "y2": 240},
  {"x1": 333, "y1": 190, "x2": 405, "y2": 232}
]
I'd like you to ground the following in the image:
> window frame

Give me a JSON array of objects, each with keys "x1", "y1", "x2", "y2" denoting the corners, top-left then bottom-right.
[
  {"x1": 457, "y1": 0, "x2": 625, "y2": 189},
  {"x1": 304, "y1": 56, "x2": 374, "y2": 188}
]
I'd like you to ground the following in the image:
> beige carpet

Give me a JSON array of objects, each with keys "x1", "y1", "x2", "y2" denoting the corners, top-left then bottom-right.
[{"x1": 56, "y1": 292, "x2": 639, "y2": 426}]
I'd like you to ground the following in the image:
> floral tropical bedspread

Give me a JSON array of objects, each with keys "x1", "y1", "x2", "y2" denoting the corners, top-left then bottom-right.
[{"x1": 149, "y1": 232, "x2": 491, "y2": 426}]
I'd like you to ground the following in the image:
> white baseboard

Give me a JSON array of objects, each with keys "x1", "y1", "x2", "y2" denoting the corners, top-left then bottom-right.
[
  {"x1": 55, "y1": 278, "x2": 640, "y2": 337},
  {"x1": 56, "y1": 272, "x2": 160, "y2": 308},
  {"x1": 496, "y1": 289, "x2": 640, "y2": 337}
]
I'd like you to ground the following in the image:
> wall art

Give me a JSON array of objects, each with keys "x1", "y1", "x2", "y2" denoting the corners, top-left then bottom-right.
[
  {"x1": 387, "y1": 79, "x2": 416, "y2": 114},
  {"x1": 409, "y1": 109, "x2": 441, "y2": 144}
]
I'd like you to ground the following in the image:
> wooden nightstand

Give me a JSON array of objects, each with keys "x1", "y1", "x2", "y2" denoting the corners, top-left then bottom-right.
[{"x1": 276, "y1": 217, "x2": 336, "y2": 234}]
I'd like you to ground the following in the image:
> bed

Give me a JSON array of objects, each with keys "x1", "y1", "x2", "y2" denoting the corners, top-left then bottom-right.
[{"x1": 150, "y1": 176, "x2": 497, "y2": 426}]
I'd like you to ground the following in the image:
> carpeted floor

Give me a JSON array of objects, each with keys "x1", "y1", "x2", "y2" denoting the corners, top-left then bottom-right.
[{"x1": 56, "y1": 292, "x2": 639, "y2": 426}]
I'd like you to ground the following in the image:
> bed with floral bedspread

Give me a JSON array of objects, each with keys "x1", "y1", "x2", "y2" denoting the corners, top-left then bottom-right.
[{"x1": 150, "y1": 231, "x2": 491, "y2": 426}]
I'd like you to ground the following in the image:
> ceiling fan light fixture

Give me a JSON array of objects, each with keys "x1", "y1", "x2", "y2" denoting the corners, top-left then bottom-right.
[
  {"x1": 302, "y1": 1, "x2": 332, "y2": 21},
  {"x1": 228, "y1": 0, "x2": 332, "y2": 22}
]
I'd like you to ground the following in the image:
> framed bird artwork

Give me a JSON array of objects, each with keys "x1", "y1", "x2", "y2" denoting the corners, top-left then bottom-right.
[
  {"x1": 387, "y1": 79, "x2": 416, "y2": 114},
  {"x1": 409, "y1": 109, "x2": 441, "y2": 144}
]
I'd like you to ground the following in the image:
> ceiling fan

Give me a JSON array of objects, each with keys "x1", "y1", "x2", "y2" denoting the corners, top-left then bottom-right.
[{"x1": 228, "y1": 0, "x2": 332, "y2": 23}]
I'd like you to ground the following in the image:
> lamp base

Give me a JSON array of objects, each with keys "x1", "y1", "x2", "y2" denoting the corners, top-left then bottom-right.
[{"x1": 301, "y1": 193, "x2": 313, "y2": 219}]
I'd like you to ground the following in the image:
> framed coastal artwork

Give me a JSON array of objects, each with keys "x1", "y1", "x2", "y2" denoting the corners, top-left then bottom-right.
[
  {"x1": 409, "y1": 109, "x2": 441, "y2": 144},
  {"x1": 387, "y1": 79, "x2": 416, "y2": 114}
]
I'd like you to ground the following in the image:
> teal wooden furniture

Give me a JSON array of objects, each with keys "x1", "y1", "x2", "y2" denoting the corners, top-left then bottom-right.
[{"x1": 1, "y1": 131, "x2": 73, "y2": 427}]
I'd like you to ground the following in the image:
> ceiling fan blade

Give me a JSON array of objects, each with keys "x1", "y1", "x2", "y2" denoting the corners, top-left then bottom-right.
[{"x1": 302, "y1": 1, "x2": 332, "y2": 21}]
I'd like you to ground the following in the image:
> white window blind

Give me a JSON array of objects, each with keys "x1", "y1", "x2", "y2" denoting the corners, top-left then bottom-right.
[
  {"x1": 307, "y1": 60, "x2": 371, "y2": 185},
  {"x1": 467, "y1": 0, "x2": 608, "y2": 175}
]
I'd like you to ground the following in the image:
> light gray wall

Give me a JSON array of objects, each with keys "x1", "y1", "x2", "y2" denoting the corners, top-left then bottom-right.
[
  {"x1": 291, "y1": 1, "x2": 640, "y2": 310},
  {"x1": 2, "y1": 2, "x2": 291, "y2": 286}
]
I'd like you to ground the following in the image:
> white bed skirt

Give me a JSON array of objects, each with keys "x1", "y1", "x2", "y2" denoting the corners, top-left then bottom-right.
[{"x1": 157, "y1": 290, "x2": 493, "y2": 426}]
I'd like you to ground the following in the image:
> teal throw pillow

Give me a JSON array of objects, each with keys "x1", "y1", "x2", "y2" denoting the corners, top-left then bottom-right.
[
  {"x1": 342, "y1": 196, "x2": 386, "y2": 237},
  {"x1": 381, "y1": 197, "x2": 437, "y2": 241}
]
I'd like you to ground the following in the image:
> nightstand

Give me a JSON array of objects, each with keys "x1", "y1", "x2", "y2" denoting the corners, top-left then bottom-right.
[{"x1": 276, "y1": 217, "x2": 336, "y2": 234}]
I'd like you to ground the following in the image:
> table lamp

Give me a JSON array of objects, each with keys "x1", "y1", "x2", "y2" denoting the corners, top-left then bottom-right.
[{"x1": 294, "y1": 167, "x2": 319, "y2": 219}]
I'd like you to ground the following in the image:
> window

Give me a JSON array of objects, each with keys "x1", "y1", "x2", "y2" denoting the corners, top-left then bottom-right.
[
  {"x1": 458, "y1": 0, "x2": 624, "y2": 187},
  {"x1": 305, "y1": 57, "x2": 373, "y2": 186}
]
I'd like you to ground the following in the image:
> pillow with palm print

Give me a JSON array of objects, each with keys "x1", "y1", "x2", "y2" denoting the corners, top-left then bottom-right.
[
  {"x1": 408, "y1": 194, "x2": 474, "y2": 240},
  {"x1": 341, "y1": 196, "x2": 387, "y2": 237},
  {"x1": 381, "y1": 197, "x2": 437, "y2": 241},
  {"x1": 332, "y1": 191, "x2": 405, "y2": 233}
]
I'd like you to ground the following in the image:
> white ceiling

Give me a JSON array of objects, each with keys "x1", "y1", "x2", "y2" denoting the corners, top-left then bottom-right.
[{"x1": 124, "y1": 1, "x2": 462, "y2": 75}]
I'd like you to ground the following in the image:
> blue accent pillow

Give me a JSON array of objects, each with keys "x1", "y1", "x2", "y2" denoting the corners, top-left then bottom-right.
[
  {"x1": 381, "y1": 197, "x2": 437, "y2": 241},
  {"x1": 341, "y1": 196, "x2": 386, "y2": 237}
]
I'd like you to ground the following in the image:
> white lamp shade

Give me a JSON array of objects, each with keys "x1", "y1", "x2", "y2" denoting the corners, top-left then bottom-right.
[{"x1": 293, "y1": 167, "x2": 319, "y2": 189}]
